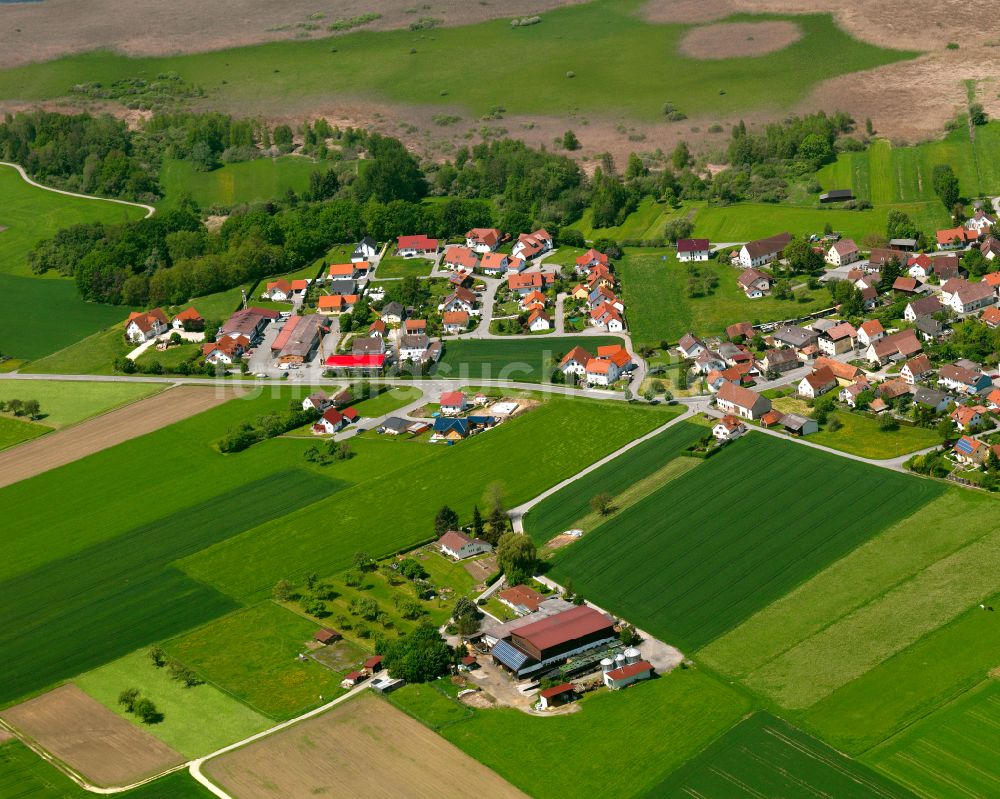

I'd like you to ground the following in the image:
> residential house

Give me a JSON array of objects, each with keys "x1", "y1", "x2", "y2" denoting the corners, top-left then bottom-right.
[
  {"x1": 506, "y1": 256, "x2": 527, "y2": 274},
  {"x1": 677, "y1": 238, "x2": 710, "y2": 262},
  {"x1": 443, "y1": 245, "x2": 479, "y2": 272},
  {"x1": 201, "y1": 335, "x2": 248, "y2": 365},
  {"x1": 905, "y1": 295, "x2": 944, "y2": 322},
  {"x1": 528, "y1": 309, "x2": 552, "y2": 332},
  {"x1": 907, "y1": 253, "x2": 934, "y2": 279},
  {"x1": 479, "y1": 252, "x2": 510, "y2": 276},
  {"x1": 312, "y1": 407, "x2": 352, "y2": 435},
  {"x1": 715, "y1": 382, "x2": 771, "y2": 420},
  {"x1": 826, "y1": 239, "x2": 859, "y2": 266},
  {"x1": 464, "y1": 227, "x2": 502, "y2": 253},
  {"x1": 440, "y1": 391, "x2": 467, "y2": 416},
  {"x1": 966, "y1": 209, "x2": 996, "y2": 234},
  {"x1": 762, "y1": 347, "x2": 799, "y2": 374},
  {"x1": 512, "y1": 229, "x2": 553, "y2": 260},
  {"x1": 726, "y1": 321, "x2": 755, "y2": 340},
  {"x1": 982, "y1": 236, "x2": 1000, "y2": 261},
  {"x1": 171, "y1": 307, "x2": 203, "y2": 331},
  {"x1": 498, "y1": 585, "x2": 546, "y2": 616},
  {"x1": 328, "y1": 278, "x2": 357, "y2": 296},
  {"x1": 560, "y1": 346, "x2": 594, "y2": 377},
  {"x1": 840, "y1": 379, "x2": 871, "y2": 407},
  {"x1": 677, "y1": 333, "x2": 706, "y2": 360},
  {"x1": 951, "y1": 405, "x2": 984, "y2": 431},
  {"x1": 798, "y1": 366, "x2": 838, "y2": 399},
  {"x1": 892, "y1": 276, "x2": 920, "y2": 295},
  {"x1": 352, "y1": 336, "x2": 386, "y2": 357},
  {"x1": 938, "y1": 364, "x2": 992, "y2": 394},
  {"x1": 986, "y1": 272, "x2": 1000, "y2": 296},
  {"x1": 302, "y1": 391, "x2": 332, "y2": 412},
  {"x1": 981, "y1": 306, "x2": 1000, "y2": 329},
  {"x1": 737, "y1": 268, "x2": 771, "y2": 298},
  {"x1": 507, "y1": 271, "x2": 553, "y2": 296},
  {"x1": 590, "y1": 302, "x2": 625, "y2": 332},
  {"x1": 262, "y1": 279, "x2": 292, "y2": 301},
  {"x1": 866, "y1": 329, "x2": 921, "y2": 366},
  {"x1": 368, "y1": 319, "x2": 387, "y2": 338},
  {"x1": 712, "y1": 414, "x2": 747, "y2": 441},
  {"x1": 913, "y1": 386, "x2": 954, "y2": 413},
  {"x1": 439, "y1": 287, "x2": 478, "y2": 314},
  {"x1": 396, "y1": 234, "x2": 439, "y2": 257},
  {"x1": 403, "y1": 319, "x2": 427, "y2": 336},
  {"x1": 901, "y1": 354, "x2": 933, "y2": 385},
  {"x1": 584, "y1": 357, "x2": 623, "y2": 387},
  {"x1": 876, "y1": 378, "x2": 913, "y2": 402},
  {"x1": 934, "y1": 253, "x2": 963, "y2": 281},
  {"x1": 941, "y1": 278, "x2": 995, "y2": 314},
  {"x1": 693, "y1": 349, "x2": 727, "y2": 375},
  {"x1": 318, "y1": 294, "x2": 358, "y2": 314},
  {"x1": 813, "y1": 356, "x2": 861, "y2": 383},
  {"x1": 521, "y1": 289, "x2": 548, "y2": 311},
  {"x1": 398, "y1": 334, "x2": 430, "y2": 362},
  {"x1": 377, "y1": 417, "x2": 411, "y2": 435},
  {"x1": 936, "y1": 226, "x2": 979, "y2": 250},
  {"x1": 438, "y1": 530, "x2": 493, "y2": 561},
  {"x1": 915, "y1": 316, "x2": 947, "y2": 341},
  {"x1": 856, "y1": 319, "x2": 885, "y2": 349},
  {"x1": 381, "y1": 302, "x2": 405, "y2": 324},
  {"x1": 773, "y1": 325, "x2": 820, "y2": 353},
  {"x1": 328, "y1": 263, "x2": 358, "y2": 280},
  {"x1": 953, "y1": 436, "x2": 989, "y2": 466},
  {"x1": 353, "y1": 236, "x2": 378, "y2": 262},
  {"x1": 987, "y1": 387, "x2": 1000, "y2": 411},
  {"x1": 575, "y1": 248, "x2": 610, "y2": 272},
  {"x1": 868, "y1": 248, "x2": 908, "y2": 269},
  {"x1": 818, "y1": 322, "x2": 857, "y2": 356},
  {"x1": 738, "y1": 233, "x2": 791, "y2": 268},
  {"x1": 125, "y1": 308, "x2": 169, "y2": 343},
  {"x1": 442, "y1": 311, "x2": 470, "y2": 334}
]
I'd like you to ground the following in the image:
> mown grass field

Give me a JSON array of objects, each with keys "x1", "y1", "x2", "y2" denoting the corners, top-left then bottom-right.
[
  {"x1": 641, "y1": 712, "x2": 915, "y2": 799},
  {"x1": 551, "y1": 434, "x2": 940, "y2": 651},
  {"x1": 74, "y1": 649, "x2": 270, "y2": 757},
  {"x1": 816, "y1": 123, "x2": 1000, "y2": 203},
  {"x1": 22, "y1": 324, "x2": 129, "y2": 375},
  {"x1": 388, "y1": 682, "x2": 473, "y2": 731},
  {"x1": 442, "y1": 668, "x2": 749, "y2": 799},
  {"x1": 524, "y1": 417, "x2": 698, "y2": 544},
  {"x1": 616, "y1": 250, "x2": 829, "y2": 347},
  {"x1": 432, "y1": 336, "x2": 617, "y2": 383},
  {"x1": 0, "y1": 6, "x2": 914, "y2": 120},
  {"x1": 158, "y1": 157, "x2": 317, "y2": 210},
  {"x1": 0, "y1": 274, "x2": 127, "y2": 361},
  {"x1": 865, "y1": 681, "x2": 1000, "y2": 797},
  {"x1": 0, "y1": 740, "x2": 214, "y2": 798},
  {"x1": 374, "y1": 255, "x2": 434, "y2": 279},
  {"x1": 0, "y1": 469, "x2": 335, "y2": 705},
  {"x1": 348, "y1": 385, "x2": 422, "y2": 417},
  {"x1": 0, "y1": 379, "x2": 162, "y2": 427},
  {"x1": 180, "y1": 398, "x2": 676, "y2": 602},
  {"x1": 0, "y1": 414, "x2": 49, "y2": 450},
  {"x1": 163, "y1": 602, "x2": 346, "y2": 720}
]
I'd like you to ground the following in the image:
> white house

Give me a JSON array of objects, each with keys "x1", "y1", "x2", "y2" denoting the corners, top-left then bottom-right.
[
  {"x1": 438, "y1": 530, "x2": 492, "y2": 560},
  {"x1": 396, "y1": 234, "x2": 438, "y2": 258},
  {"x1": 439, "y1": 391, "x2": 467, "y2": 415},
  {"x1": 738, "y1": 233, "x2": 791, "y2": 268},
  {"x1": 353, "y1": 236, "x2": 378, "y2": 263},
  {"x1": 737, "y1": 268, "x2": 771, "y2": 298},
  {"x1": 826, "y1": 239, "x2": 859, "y2": 267},
  {"x1": 856, "y1": 319, "x2": 885, "y2": 349},
  {"x1": 712, "y1": 415, "x2": 747, "y2": 441},
  {"x1": 584, "y1": 357, "x2": 621, "y2": 387},
  {"x1": 942, "y1": 279, "x2": 995, "y2": 315},
  {"x1": 677, "y1": 238, "x2": 710, "y2": 262},
  {"x1": 966, "y1": 209, "x2": 996, "y2": 234},
  {"x1": 398, "y1": 334, "x2": 430, "y2": 361},
  {"x1": 715, "y1": 382, "x2": 771, "y2": 420},
  {"x1": 125, "y1": 308, "x2": 169, "y2": 343},
  {"x1": 512, "y1": 229, "x2": 553, "y2": 260},
  {"x1": 464, "y1": 227, "x2": 501, "y2": 253},
  {"x1": 528, "y1": 309, "x2": 552, "y2": 332},
  {"x1": 797, "y1": 366, "x2": 837, "y2": 399},
  {"x1": 677, "y1": 333, "x2": 706, "y2": 360},
  {"x1": 560, "y1": 346, "x2": 593, "y2": 378},
  {"x1": 312, "y1": 407, "x2": 348, "y2": 435}
]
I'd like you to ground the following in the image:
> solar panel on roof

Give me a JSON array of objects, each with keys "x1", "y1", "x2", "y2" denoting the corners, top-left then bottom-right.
[{"x1": 491, "y1": 639, "x2": 531, "y2": 671}]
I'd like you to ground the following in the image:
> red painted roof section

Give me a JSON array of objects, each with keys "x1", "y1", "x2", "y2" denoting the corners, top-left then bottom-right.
[
  {"x1": 606, "y1": 660, "x2": 653, "y2": 681},
  {"x1": 513, "y1": 605, "x2": 614, "y2": 651},
  {"x1": 539, "y1": 683, "x2": 575, "y2": 699},
  {"x1": 325, "y1": 354, "x2": 386, "y2": 368}
]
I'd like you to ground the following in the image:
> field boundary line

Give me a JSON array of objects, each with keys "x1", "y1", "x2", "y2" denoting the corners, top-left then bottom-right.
[{"x1": 0, "y1": 162, "x2": 156, "y2": 218}]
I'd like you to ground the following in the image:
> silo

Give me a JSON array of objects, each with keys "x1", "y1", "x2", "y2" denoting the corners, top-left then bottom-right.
[
  {"x1": 624, "y1": 647, "x2": 641, "y2": 665},
  {"x1": 615, "y1": 653, "x2": 627, "y2": 669},
  {"x1": 600, "y1": 658, "x2": 614, "y2": 674}
]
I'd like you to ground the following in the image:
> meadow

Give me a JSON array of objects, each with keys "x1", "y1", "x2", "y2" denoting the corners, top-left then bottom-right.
[
  {"x1": 0, "y1": 741, "x2": 214, "y2": 799},
  {"x1": 641, "y1": 712, "x2": 914, "y2": 799},
  {"x1": 865, "y1": 681, "x2": 1000, "y2": 797},
  {"x1": 432, "y1": 336, "x2": 619, "y2": 383},
  {"x1": 567, "y1": 197, "x2": 692, "y2": 242},
  {"x1": 616, "y1": 251, "x2": 829, "y2": 347},
  {"x1": 523, "y1": 417, "x2": 699, "y2": 545},
  {"x1": 158, "y1": 157, "x2": 316, "y2": 210},
  {"x1": 0, "y1": 469, "x2": 335, "y2": 704},
  {"x1": 24, "y1": 324, "x2": 131, "y2": 374},
  {"x1": 816, "y1": 123, "x2": 1000, "y2": 203},
  {"x1": 0, "y1": 274, "x2": 127, "y2": 361},
  {"x1": 74, "y1": 649, "x2": 271, "y2": 757},
  {"x1": 374, "y1": 255, "x2": 434, "y2": 279},
  {"x1": 0, "y1": 379, "x2": 162, "y2": 427},
  {"x1": 0, "y1": 6, "x2": 914, "y2": 121},
  {"x1": 180, "y1": 397, "x2": 675, "y2": 602},
  {"x1": 0, "y1": 414, "x2": 49, "y2": 450},
  {"x1": 442, "y1": 669, "x2": 750, "y2": 799},
  {"x1": 550, "y1": 434, "x2": 940, "y2": 651},
  {"x1": 163, "y1": 602, "x2": 347, "y2": 719},
  {"x1": 388, "y1": 682, "x2": 473, "y2": 731}
]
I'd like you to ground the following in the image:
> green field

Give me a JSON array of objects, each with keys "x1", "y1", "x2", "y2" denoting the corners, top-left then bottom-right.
[
  {"x1": 388, "y1": 682, "x2": 473, "y2": 731},
  {"x1": 0, "y1": 468, "x2": 335, "y2": 705},
  {"x1": 0, "y1": 380, "x2": 162, "y2": 427},
  {"x1": 433, "y1": 337, "x2": 618, "y2": 383},
  {"x1": 616, "y1": 251, "x2": 829, "y2": 347},
  {"x1": 163, "y1": 602, "x2": 347, "y2": 719},
  {"x1": 0, "y1": 6, "x2": 914, "y2": 121},
  {"x1": 568, "y1": 197, "x2": 692, "y2": 241},
  {"x1": 374, "y1": 255, "x2": 434, "y2": 279},
  {"x1": 524, "y1": 417, "x2": 698, "y2": 544},
  {"x1": 442, "y1": 668, "x2": 749, "y2": 799},
  {"x1": 349, "y1": 386, "x2": 422, "y2": 417},
  {"x1": 180, "y1": 397, "x2": 674, "y2": 602},
  {"x1": 158, "y1": 157, "x2": 317, "y2": 209},
  {"x1": 641, "y1": 712, "x2": 915, "y2": 799},
  {"x1": 550, "y1": 434, "x2": 940, "y2": 651},
  {"x1": 816, "y1": 123, "x2": 1000, "y2": 203},
  {"x1": 74, "y1": 649, "x2": 270, "y2": 757},
  {"x1": 865, "y1": 681, "x2": 1000, "y2": 797},
  {"x1": 23, "y1": 325, "x2": 130, "y2": 375},
  {"x1": 0, "y1": 414, "x2": 49, "y2": 450},
  {"x1": 0, "y1": 740, "x2": 213, "y2": 799},
  {"x1": 0, "y1": 274, "x2": 128, "y2": 361}
]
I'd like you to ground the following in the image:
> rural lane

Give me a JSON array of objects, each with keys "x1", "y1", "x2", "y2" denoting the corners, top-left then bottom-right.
[{"x1": 0, "y1": 161, "x2": 156, "y2": 218}]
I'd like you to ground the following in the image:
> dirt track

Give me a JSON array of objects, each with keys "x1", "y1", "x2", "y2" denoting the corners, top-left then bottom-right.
[
  {"x1": 0, "y1": 685, "x2": 183, "y2": 787},
  {"x1": 204, "y1": 694, "x2": 528, "y2": 799},
  {"x1": 0, "y1": 385, "x2": 235, "y2": 489}
]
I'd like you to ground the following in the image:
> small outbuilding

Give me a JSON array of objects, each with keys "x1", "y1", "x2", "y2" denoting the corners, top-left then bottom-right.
[
  {"x1": 313, "y1": 628, "x2": 340, "y2": 645},
  {"x1": 604, "y1": 660, "x2": 653, "y2": 690},
  {"x1": 538, "y1": 683, "x2": 577, "y2": 709}
]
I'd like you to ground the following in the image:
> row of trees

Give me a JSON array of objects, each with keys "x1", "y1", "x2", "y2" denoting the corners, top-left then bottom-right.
[{"x1": 0, "y1": 398, "x2": 41, "y2": 419}]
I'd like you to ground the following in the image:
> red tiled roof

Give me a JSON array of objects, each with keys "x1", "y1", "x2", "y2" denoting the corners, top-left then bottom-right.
[
  {"x1": 397, "y1": 234, "x2": 438, "y2": 250},
  {"x1": 440, "y1": 391, "x2": 465, "y2": 406},
  {"x1": 606, "y1": 660, "x2": 653, "y2": 681}
]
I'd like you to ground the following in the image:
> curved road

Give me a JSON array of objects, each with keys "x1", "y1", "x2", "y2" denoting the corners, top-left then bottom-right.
[{"x1": 0, "y1": 161, "x2": 156, "y2": 218}]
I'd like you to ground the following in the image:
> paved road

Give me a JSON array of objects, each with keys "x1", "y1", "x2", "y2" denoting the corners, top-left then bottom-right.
[{"x1": 0, "y1": 161, "x2": 156, "y2": 218}]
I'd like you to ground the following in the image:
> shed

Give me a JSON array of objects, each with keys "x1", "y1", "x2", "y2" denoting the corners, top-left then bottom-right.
[
  {"x1": 313, "y1": 628, "x2": 340, "y2": 645},
  {"x1": 819, "y1": 189, "x2": 854, "y2": 203},
  {"x1": 538, "y1": 683, "x2": 576, "y2": 709}
]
